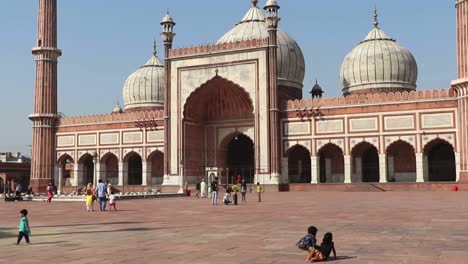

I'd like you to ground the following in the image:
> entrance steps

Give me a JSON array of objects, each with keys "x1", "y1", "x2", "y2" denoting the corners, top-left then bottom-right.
[{"x1": 285, "y1": 182, "x2": 468, "y2": 192}]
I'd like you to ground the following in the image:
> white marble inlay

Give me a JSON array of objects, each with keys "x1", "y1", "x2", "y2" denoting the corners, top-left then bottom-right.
[
  {"x1": 123, "y1": 131, "x2": 143, "y2": 144},
  {"x1": 316, "y1": 120, "x2": 343, "y2": 134},
  {"x1": 349, "y1": 117, "x2": 377, "y2": 132},
  {"x1": 57, "y1": 135, "x2": 74, "y2": 147},
  {"x1": 78, "y1": 135, "x2": 96, "y2": 146},
  {"x1": 422, "y1": 113, "x2": 453, "y2": 128},
  {"x1": 385, "y1": 115, "x2": 414, "y2": 130}
]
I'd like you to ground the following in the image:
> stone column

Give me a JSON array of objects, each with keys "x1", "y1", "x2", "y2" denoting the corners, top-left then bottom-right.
[
  {"x1": 355, "y1": 157, "x2": 362, "y2": 183},
  {"x1": 387, "y1": 156, "x2": 395, "y2": 181},
  {"x1": 311, "y1": 156, "x2": 319, "y2": 184},
  {"x1": 142, "y1": 161, "x2": 149, "y2": 186},
  {"x1": 280, "y1": 157, "x2": 288, "y2": 184},
  {"x1": 57, "y1": 164, "x2": 63, "y2": 194},
  {"x1": 74, "y1": 163, "x2": 80, "y2": 187},
  {"x1": 423, "y1": 155, "x2": 429, "y2": 182},
  {"x1": 93, "y1": 161, "x2": 100, "y2": 185},
  {"x1": 379, "y1": 154, "x2": 387, "y2": 183},
  {"x1": 325, "y1": 158, "x2": 332, "y2": 183},
  {"x1": 118, "y1": 162, "x2": 124, "y2": 186},
  {"x1": 416, "y1": 153, "x2": 424, "y2": 182},
  {"x1": 344, "y1": 155, "x2": 352, "y2": 183}
]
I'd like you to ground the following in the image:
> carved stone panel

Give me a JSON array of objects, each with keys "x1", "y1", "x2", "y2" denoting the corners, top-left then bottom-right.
[
  {"x1": 384, "y1": 115, "x2": 414, "y2": 130},
  {"x1": 349, "y1": 117, "x2": 378, "y2": 132},
  {"x1": 123, "y1": 131, "x2": 143, "y2": 144},
  {"x1": 100, "y1": 133, "x2": 119, "y2": 145},
  {"x1": 421, "y1": 113, "x2": 453, "y2": 129},
  {"x1": 283, "y1": 122, "x2": 310, "y2": 136},
  {"x1": 78, "y1": 134, "x2": 97, "y2": 146},
  {"x1": 316, "y1": 120, "x2": 343, "y2": 134},
  {"x1": 57, "y1": 135, "x2": 75, "y2": 147}
]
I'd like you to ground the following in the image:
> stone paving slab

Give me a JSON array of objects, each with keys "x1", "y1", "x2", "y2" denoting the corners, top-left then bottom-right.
[{"x1": 1, "y1": 192, "x2": 468, "y2": 263}]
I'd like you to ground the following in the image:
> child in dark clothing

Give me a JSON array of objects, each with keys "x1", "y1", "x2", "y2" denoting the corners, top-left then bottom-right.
[
  {"x1": 296, "y1": 226, "x2": 318, "y2": 261},
  {"x1": 310, "y1": 232, "x2": 336, "y2": 262}
]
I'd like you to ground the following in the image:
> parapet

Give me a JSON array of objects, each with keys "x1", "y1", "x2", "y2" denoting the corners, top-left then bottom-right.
[
  {"x1": 58, "y1": 109, "x2": 164, "y2": 126},
  {"x1": 284, "y1": 88, "x2": 456, "y2": 110},
  {"x1": 169, "y1": 38, "x2": 269, "y2": 58}
]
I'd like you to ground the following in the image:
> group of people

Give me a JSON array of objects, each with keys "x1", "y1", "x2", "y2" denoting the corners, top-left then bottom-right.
[
  {"x1": 297, "y1": 226, "x2": 337, "y2": 262},
  {"x1": 84, "y1": 179, "x2": 117, "y2": 212},
  {"x1": 200, "y1": 176, "x2": 263, "y2": 206}
]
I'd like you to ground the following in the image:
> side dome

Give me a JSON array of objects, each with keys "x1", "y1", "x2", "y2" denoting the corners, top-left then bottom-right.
[
  {"x1": 340, "y1": 11, "x2": 418, "y2": 96},
  {"x1": 217, "y1": 1, "x2": 305, "y2": 90},
  {"x1": 123, "y1": 46, "x2": 165, "y2": 111}
]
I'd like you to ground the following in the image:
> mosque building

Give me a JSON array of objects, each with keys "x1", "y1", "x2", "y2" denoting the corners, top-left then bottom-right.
[{"x1": 29, "y1": 0, "x2": 468, "y2": 192}]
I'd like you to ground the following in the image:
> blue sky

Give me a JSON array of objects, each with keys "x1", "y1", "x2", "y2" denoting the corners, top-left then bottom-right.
[{"x1": 0, "y1": 0, "x2": 456, "y2": 155}]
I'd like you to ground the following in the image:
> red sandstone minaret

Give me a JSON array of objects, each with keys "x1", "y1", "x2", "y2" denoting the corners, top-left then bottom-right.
[
  {"x1": 29, "y1": 0, "x2": 61, "y2": 192},
  {"x1": 265, "y1": 0, "x2": 281, "y2": 182}
]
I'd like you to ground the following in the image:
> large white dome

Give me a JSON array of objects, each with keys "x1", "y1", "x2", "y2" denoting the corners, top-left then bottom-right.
[
  {"x1": 123, "y1": 50, "x2": 165, "y2": 111},
  {"x1": 340, "y1": 17, "x2": 418, "y2": 96},
  {"x1": 217, "y1": 1, "x2": 305, "y2": 90}
]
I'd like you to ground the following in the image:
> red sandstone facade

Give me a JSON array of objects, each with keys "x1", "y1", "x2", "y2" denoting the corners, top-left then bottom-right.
[{"x1": 29, "y1": 1, "x2": 468, "y2": 192}]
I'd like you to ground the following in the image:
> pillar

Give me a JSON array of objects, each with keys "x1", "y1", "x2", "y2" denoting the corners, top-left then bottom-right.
[
  {"x1": 355, "y1": 157, "x2": 362, "y2": 183},
  {"x1": 93, "y1": 161, "x2": 100, "y2": 186},
  {"x1": 325, "y1": 158, "x2": 332, "y2": 183},
  {"x1": 142, "y1": 161, "x2": 149, "y2": 186},
  {"x1": 387, "y1": 156, "x2": 395, "y2": 181},
  {"x1": 311, "y1": 156, "x2": 319, "y2": 184},
  {"x1": 423, "y1": 155, "x2": 429, "y2": 182},
  {"x1": 344, "y1": 155, "x2": 352, "y2": 183},
  {"x1": 73, "y1": 163, "x2": 80, "y2": 187},
  {"x1": 280, "y1": 157, "x2": 288, "y2": 184},
  {"x1": 118, "y1": 162, "x2": 124, "y2": 186},
  {"x1": 416, "y1": 153, "x2": 424, "y2": 182},
  {"x1": 58, "y1": 164, "x2": 63, "y2": 194},
  {"x1": 379, "y1": 154, "x2": 387, "y2": 183}
]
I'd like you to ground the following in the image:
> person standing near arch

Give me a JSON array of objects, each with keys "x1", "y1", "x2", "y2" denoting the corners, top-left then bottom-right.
[
  {"x1": 200, "y1": 179, "x2": 207, "y2": 198},
  {"x1": 211, "y1": 177, "x2": 219, "y2": 205}
]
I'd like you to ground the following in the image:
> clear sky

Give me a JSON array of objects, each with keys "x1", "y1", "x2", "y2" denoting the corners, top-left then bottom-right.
[{"x1": 0, "y1": 0, "x2": 456, "y2": 156}]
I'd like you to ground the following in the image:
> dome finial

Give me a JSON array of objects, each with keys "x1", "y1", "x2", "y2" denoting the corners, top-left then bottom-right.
[
  {"x1": 153, "y1": 37, "x2": 157, "y2": 56},
  {"x1": 374, "y1": 6, "x2": 379, "y2": 28},
  {"x1": 252, "y1": 0, "x2": 258, "y2": 7}
]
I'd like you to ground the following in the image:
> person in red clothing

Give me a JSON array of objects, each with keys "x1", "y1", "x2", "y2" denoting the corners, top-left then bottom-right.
[{"x1": 237, "y1": 175, "x2": 241, "y2": 184}]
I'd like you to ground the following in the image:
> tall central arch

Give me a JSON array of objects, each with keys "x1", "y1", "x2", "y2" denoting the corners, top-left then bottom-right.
[{"x1": 183, "y1": 75, "x2": 255, "y2": 182}]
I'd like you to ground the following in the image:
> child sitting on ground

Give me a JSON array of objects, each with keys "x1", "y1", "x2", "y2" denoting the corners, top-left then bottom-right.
[
  {"x1": 310, "y1": 232, "x2": 336, "y2": 262},
  {"x1": 108, "y1": 191, "x2": 117, "y2": 211},
  {"x1": 296, "y1": 226, "x2": 318, "y2": 261},
  {"x1": 223, "y1": 191, "x2": 231, "y2": 205}
]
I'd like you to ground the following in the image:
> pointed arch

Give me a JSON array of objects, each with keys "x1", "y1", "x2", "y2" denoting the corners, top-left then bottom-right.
[
  {"x1": 183, "y1": 75, "x2": 254, "y2": 122},
  {"x1": 423, "y1": 138, "x2": 455, "y2": 182},
  {"x1": 287, "y1": 145, "x2": 311, "y2": 183},
  {"x1": 386, "y1": 140, "x2": 416, "y2": 182},
  {"x1": 351, "y1": 141, "x2": 379, "y2": 182},
  {"x1": 317, "y1": 143, "x2": 344, "y2": 183}
]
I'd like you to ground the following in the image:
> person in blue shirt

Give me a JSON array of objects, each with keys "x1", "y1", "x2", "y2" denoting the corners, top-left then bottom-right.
[
  {"x1": 95, "y1": 179, "x2": 108, "y2": 211},
  {"x1": 17, "y1": 209, "x2": 31, "y2": 245}
]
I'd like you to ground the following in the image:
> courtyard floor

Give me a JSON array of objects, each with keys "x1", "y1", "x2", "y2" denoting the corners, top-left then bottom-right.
[{"x1": 1, "y1": 191, "x2": 468, "y2": 264}]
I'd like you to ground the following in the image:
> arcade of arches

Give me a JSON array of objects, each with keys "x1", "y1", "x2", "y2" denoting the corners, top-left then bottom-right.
[
  {"x1": 284, "y1": 139, "x2": 457, "y2": 184},
  {"x1": 183, "y1": 76, "x2": 255, "y2": 183},
  {"x1": 56, "y1": 151, "x2": 164, "y2": 188}
]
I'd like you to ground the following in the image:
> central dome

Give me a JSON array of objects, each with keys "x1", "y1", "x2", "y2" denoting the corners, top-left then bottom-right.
[
  {"x1": 123, "y1": 44, "x2": 165, "y2": 111},
  {"x1": 340, "y1": 10, "x2": 418, "y2": 96},
  {"x1": 217, "y1": 0, "x2": 305, "y2": 90}
]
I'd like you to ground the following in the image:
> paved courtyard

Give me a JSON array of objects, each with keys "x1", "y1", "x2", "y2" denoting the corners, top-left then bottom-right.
[{"x1": 1, "y1": 191, "x2": 468, "y2": 264}]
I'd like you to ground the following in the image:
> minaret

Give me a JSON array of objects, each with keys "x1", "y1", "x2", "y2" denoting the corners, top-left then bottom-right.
[
  {"x1": 160, "y1": 11, "x2": 176, "y2": 184},
  {"x1": 29, "y1": 0, "x2": 62, "y2": 192},
  {"x1": 264, "y1": 0, "x2": 281, "y2": 183},
  {"x1": 452, "y1": 0, "x2": 468, "y2": 182}
]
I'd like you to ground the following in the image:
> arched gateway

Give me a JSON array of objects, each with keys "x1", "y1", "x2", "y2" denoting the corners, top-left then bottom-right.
[{"x1": 182, "y1": 75, "x2": 255, "y2": 183}]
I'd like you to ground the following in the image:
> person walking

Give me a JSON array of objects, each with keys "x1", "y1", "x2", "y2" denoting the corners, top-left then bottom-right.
[
  {"x1": 106, "y1": 181, "x2": 112, "y2": 196},
  {"x1": 195, "y1": 180, "x2": 201, "y2": 198},
  {"x1": 211, "y1": 177, "x2": 219, "y2": 205},
  {"x1": 256, "y1": 182, "x2": 263, "y2": 202},
  {"x1": 17, "y1": 209, "x2": 31, "y2": 245},
  {"x1": 200, "y1": 179, "x2": 207, "y2": 198},
  {"x1": 240, "y1": 179, "x2": 247, "y2": 203},
  {"x1": 96, "y1": 179, "x2": 107, "y2": 211},
  {"x1": 15, "y1": 182, "x2": 22, "y2": 200},
  {"x1": 231, "y1": 183, "x2": 240, "y2": 205},
  {"x1": 85, "y1": 183, "x2": 95, "y2": 212},
  {"x1": 46, "y1": 182, "x2": 54, "y2": 203}
]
